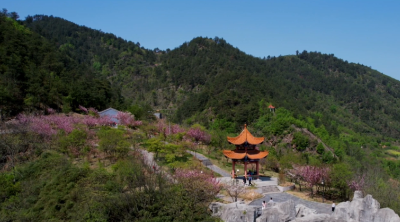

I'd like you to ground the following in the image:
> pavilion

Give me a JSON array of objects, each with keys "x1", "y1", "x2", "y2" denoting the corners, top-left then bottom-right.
[
  {"x1": 268, "y1": 104, "x2": 275, "y2": 112},
  {"x1": 223, "y1": 124, "x2": 269, "y2": 178}
]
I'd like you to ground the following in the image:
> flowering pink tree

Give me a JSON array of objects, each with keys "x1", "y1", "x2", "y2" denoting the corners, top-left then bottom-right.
[
  {"x1": 16, "y1": 112, "x2": 119, "y2": 138},
  {"x1": 116, "y1": 111, "x2": 142, "y2": 128},
  {"x1": 88, "y1": 107, "x2": 98, "y2": 115},
  {"x1": 157, "y1": 120, "x2": 185, "y2": 135},
  {"x1": 289, "y1": 165, "x2": 330, "y2": 197},
  {"x1": 79, "y1": 105, "x2": 88, "y2": 114},
  {"x1": 46, "y1": 108, "x2": 56, "y2": 114},
  {"x1": 157, "y1": 119, "x2": 167, "y2": 134},
  {"x1": 187, "y1": 127, "x2": 211, "y2": 145},
  {"x1": 16, "y1": 114, "x2": 70, "y2": 137},
  {"x1": 171, "y1": 124, "x2": 185, "y2": 134},
  {"x1": 174, "y1": 169, "x2": 221, "y2": 202},
  {"x1": 348, "y1": 174, "x2": 365, "y2": 192}
]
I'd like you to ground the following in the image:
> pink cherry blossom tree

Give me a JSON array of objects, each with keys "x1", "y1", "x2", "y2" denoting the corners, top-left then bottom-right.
[
  {"x1": 15, "y1": 112, "x2": 119, "y2": 138},
  {"x1": 46, "y1": 108, "x2": 56, "y2": 114},
  {"x1": 171, "y1": 124, "x2": 185, "y2": 134},
  {"x1": 174, "y1": 169, "x2": 221, "y2": 203},
  {"x1": 289, "y1": 165, "x2": 330, "y2": 197},
  {"x1": 348, "y1": 174, "x2": 365, "y2": 192},
  {"x1": 116, "y1": 111, "x2": 142, "y2": 128},
  {"x1": 79, "y1": 105, "x2": 88, "y2": 114},
  {"x1": 174, "y1": 168, "x2": 221, "y2": 198},
  {"x1": 187, "y1": 127, "x2": 211, "y2": 145}
]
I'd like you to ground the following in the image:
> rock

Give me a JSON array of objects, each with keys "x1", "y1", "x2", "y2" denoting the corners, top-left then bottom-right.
[
  {"x1": 211, "y1": 191, "x2": 400, "y2": 222},
  {"x1": 292, "y1": 204, "x2": 336, "y2": 222},
  {"x1": 332, "y1": 194, "x2": 380, "y2": 222},
  {"x1": 353, "y1": 190, "x2": 363, "y2": 199},
  {"x1": 292, "y1": 213, "x2": 332, "y2": 222},
  {"x1": 256, "y1": 199, "x2": 296, "y2": 222},
  {"x1": 209, "y1": 202, "x2": 259, "y2": 222},
  {"x1": 373, "y1": 208, "x2": 400, "y2": 222},
  {"x1": 295, "y1": 204, "x2": 317, "y2": 218}
]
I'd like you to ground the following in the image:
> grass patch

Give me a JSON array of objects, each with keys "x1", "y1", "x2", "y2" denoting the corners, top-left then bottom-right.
[
  {"x1": 386, "y1": 150, "x2": 400, "y2": 156},
  {"x1": 385, "y1": 149, "x2": 400, "y2": 160}
]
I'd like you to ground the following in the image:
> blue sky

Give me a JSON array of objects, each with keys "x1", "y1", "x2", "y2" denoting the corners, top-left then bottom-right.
[{"x1": 3, "y1": 0, "x2": 400, "y2": 80}]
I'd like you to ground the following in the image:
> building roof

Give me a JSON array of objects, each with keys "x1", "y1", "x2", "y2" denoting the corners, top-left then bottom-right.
[
  {"x1": 268, "y1": 104, "x2": 275, "y2": 109},
  {"x1": 227, "y1": 124, "x2": 264, "y2": 145},
  {"x1": 98, "y1": 107, "x2": 120, "y2": 124},
  {"x1": 99, "y1": 107, "x2": 120, "y2": 115},
  {"x1": 223, "y1": 150, "x2": 269, "y2": 160}
]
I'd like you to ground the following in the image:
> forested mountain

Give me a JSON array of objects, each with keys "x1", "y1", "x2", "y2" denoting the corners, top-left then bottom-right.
[
  {"x1": 162, "y1": 37, "x2": 400, "y2": 139},
  {"x1": 21, "y1": 15, "x2": 400, "y2": 142},
  {"x1": 24, "y1": 15, "x2": 159, "y2": 103},
  {"x1": 3, "y1": 11, "x2": 400, "y2": 219},
  {"x1": 0, "y1": 14, "x2": 125, "y2": 117},
  {"x1": 3, "y1": 13, "x2": 400, "y2": 145}
]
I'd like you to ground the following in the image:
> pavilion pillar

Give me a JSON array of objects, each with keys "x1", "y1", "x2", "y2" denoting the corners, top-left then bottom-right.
[
  {"x1": 256, "y1": 161, "x2": 260, "y2": 177},
  {"x1": 244, "y1": 162, "x2": 247, "y2": 177},
  {"x1": 232, "y1": 160, "x2": 236, "y2": 178}
]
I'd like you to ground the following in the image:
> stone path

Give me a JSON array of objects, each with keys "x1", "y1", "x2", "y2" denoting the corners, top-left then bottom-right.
[
  {"x1": 138, "y1": 149, "x2": 175, "y2": 182},
  {"x1": 249, "y1": 193, "x2": 332, "y2": 214},
  {"x1": 187, "y1": 150, "x2": 231, "y2": 177}
]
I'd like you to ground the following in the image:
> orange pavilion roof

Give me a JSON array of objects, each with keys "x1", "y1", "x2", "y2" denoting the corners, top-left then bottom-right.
[
  {"x1": 223, "y1": 150, "x2": 269, "y2": 160},
  {"x1": 268, "y1": 104, "x2": 275, "y2": 108},
  {"x1": 227, "y1": 124, "x2": 264, "y2": 145}
]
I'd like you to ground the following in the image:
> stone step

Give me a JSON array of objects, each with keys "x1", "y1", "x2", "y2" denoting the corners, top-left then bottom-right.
[{"x1": 202, "y1": 159, "x2": 212, "y2": 166}]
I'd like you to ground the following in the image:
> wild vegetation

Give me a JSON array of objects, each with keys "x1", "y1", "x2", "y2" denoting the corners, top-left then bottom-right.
[
  {"x1": 1, "y1": 9, "x2": 400, "y2": 218},
  {"x1": 0, "y1": 110, "x2": 221, "y2": 221}
]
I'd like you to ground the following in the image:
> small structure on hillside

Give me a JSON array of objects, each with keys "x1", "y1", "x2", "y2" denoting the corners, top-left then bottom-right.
[
  {"x1": 223, "y1": 124, "x2": 269, "y2": 178},
  {"x1": 154, "y1": 110, "x2": 163, "y2": 119},
  {"x1": 99, "y1": 107, "x2": 120, "y2": 125},
  {"x1": 268, "y1": 104, "x2": 275, "y2": 112}
]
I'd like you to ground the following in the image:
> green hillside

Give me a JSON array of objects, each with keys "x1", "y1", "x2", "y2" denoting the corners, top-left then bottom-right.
[
  {"x1": 21, "y1": 14, "x2": 400, "y2": 174},
  {"x1": 2, "y1": 11, "x2": 400, "y2": 218},
  {"x1": 23, "y1": 16, "x2": 400, "y2": 142},
  {"x1": 0, "y1": 15, "x2": 124, "y2": 116}
]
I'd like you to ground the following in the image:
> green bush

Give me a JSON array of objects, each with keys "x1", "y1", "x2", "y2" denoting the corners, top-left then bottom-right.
[
  {"x1": 316, "y1": 143, "x2": 325, "y2": 154},
  {"x1": 322, "y1": 151, "x2": 334, "y2": 163},
  {"x1": 97, "y1": 127, "x2": 129, "y2": 156},
  {"x1": 293, "y1": 132, "x2": 309, "y2": 151},
  {"x1": 58, "y1": 129, "x2": 87, "y2": 155}
]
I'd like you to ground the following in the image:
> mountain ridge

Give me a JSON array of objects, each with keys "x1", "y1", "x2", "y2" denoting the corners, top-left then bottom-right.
[{"x1": 4, "y1": 13, "x2": 400, "y2": 143}]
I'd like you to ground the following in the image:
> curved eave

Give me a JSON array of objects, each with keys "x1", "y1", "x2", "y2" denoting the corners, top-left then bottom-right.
[
  {"x1": 247, "y1": 151, "x2": 269, "y2": 159},
  {"x1": 223, "y1": 150, "x2": 247, "y2": 159},
  {"x1": 223, "y1": 150, "x2": 269, "y2": 160},
  {"x1": 227, "y1": 127, "x2": 264, "y2": 145}
]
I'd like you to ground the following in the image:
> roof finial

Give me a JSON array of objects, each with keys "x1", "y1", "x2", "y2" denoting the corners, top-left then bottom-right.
[{"x1": 244, "y1": 123, "x2": 247, "y2": 128}]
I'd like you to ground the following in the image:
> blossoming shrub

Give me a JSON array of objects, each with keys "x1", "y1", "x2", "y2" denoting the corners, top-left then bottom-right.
[{"x1": 174, "y1": 169, "x2": 221, "y2": 203}]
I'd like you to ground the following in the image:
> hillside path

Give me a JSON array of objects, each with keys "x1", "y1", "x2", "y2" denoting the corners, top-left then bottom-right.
[
  {"x1": 138, "y1": 148, "x2": 175, "y2": 182},
  {"x1": 186, "y1": 150, "x2": 231, "y2": 177}
]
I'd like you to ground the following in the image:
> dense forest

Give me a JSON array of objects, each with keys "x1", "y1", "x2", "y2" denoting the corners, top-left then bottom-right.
[
  {"x1": 3, "y1": 9, "x2": 400, "y2": 180},
  {"x1": 12, "y1": 14, "x2": 400, "y2": 142},
  {"x1": 2, "y1": 10, "x2": 400, "y2": 219}
]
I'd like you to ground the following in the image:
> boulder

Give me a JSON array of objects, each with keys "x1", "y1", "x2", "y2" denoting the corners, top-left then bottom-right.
[
  {"x1": 353, "y1": 190, "x2": 363, "y2": 199},
  {"x1": 295, "y1": 204, "x2": 317, "y2": 218},
  {"x1": 209, "y1": 201, "x2": 259, "y2": 222},
  {"x1": 292, "y1": 213, "x2": 332, "y2": 222},
  {"x1": 211, "y1": 191, "x2": 400, "y2": 222},
  {"x1": 373, "y1": 208, "x2": 400, "y2": 222},
  {"x1": 256, "y1": 199, "x2": 296, "y2": 222},
  {"x1": 331, "y1": 194, "x2": 380, "y2": 222}
]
